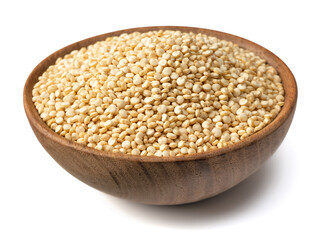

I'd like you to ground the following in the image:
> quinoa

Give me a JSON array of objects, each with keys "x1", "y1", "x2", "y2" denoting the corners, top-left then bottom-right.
[{"x1": 32, "y1": 30, "x2": 284, "y2": 157}]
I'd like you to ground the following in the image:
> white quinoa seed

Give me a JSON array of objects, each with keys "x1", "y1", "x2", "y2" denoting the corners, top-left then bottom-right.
[{"x1": 32, "y1": 30, "x2": 284, "y2": 157}]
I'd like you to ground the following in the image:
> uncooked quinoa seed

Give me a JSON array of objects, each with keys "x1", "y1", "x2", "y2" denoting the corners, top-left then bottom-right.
[{"x1": 32, "y1": 30, "x2": 284, "y2": 156}]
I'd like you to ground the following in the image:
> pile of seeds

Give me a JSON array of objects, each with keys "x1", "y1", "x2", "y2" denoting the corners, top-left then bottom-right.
[{"x1": 32, "y1": 30, "x2": 284, "y2": 157}]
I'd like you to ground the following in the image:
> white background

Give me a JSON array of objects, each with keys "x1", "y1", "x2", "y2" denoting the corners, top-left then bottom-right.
[{"x1": 1, "y1": 0, "x2": 326, "y2": 239}]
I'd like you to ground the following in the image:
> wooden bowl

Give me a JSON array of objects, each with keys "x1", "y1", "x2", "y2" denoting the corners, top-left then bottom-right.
[{"x1": 23, "y1": 26, "x2": 297, "y2": 205}]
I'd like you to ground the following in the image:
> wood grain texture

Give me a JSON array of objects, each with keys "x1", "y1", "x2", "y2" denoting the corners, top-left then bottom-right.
[{"x1": 23, "y1": 26, "x2": 297, "y2": 205}]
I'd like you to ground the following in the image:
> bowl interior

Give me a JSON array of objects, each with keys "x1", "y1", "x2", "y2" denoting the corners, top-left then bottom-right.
[{"x1": 23, "y1": 26, "x2": 297, "y2": 162}]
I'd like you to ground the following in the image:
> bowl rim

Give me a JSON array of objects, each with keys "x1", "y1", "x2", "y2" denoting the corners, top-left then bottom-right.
[{"x1": 23, "y1": 26, "x2": 297, "y2": 163}]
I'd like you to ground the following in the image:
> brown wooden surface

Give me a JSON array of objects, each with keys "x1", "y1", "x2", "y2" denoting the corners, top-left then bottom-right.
[{"x1": 23, "y1": 26, "x2": 297, "y2": 205}]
